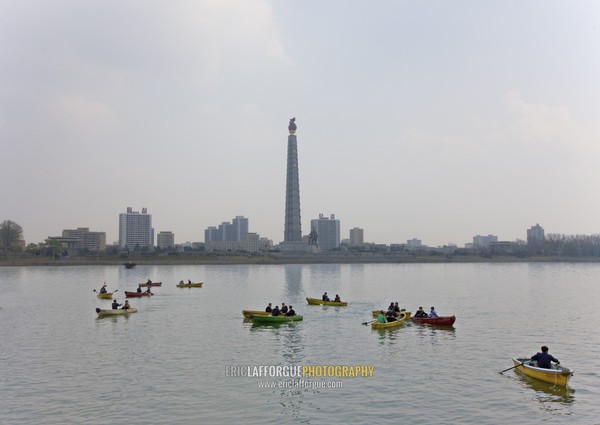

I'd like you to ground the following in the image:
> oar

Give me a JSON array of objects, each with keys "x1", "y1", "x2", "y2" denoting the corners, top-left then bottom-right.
[
  {"x1": 499, "y1": 362, "x2": 525, "y2": 374},
  {"x1": 362, "y1": 320, "x2": 377, "y2": 325}
]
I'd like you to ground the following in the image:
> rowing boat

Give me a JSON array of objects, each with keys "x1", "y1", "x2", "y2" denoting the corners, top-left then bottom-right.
[
  {"x1": 511, "y1": 357, "x2": 573, "y2": 387},
  {"x1": 242, "y1": 310, "x2": 271, "y2": 319},
  {"x1": 372, "y1": 309, "x2": 408, "y2": 318},
  {"x1": 411, "y1": 315, "x2": 456, "y2": 326},
  {"x1": 371, "y1": 311, "x2": 411, "y2": 329},
  {"x1": 96, "y1": 292, "x2": 114, "y2": 299},
  {"x1": 96, "y1": 308, "x2": 138, "y2": 317},
  {"x1": 306, "y1": 297, "x2": 348, "y2": 306},
  {"x1": 138, "y1": 282, "x2": 162, "y2": 287},
  {"x1": 250, "y1": 315, "x2": 303, "y2": 324},
  {"x1": 176, "y1": 282, "x2": 203, "y2": 288},
  {"x1": 124, "y1": 291, "x2": 153, "y2": 297}
]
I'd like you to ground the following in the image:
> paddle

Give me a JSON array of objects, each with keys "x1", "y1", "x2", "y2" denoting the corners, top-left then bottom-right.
[
  {"x1": 499, "y1": 362, "x2": 525, "y2": 374},
  {"x1": 362, "y1": 320, "x2": 377, "y2": 325}
]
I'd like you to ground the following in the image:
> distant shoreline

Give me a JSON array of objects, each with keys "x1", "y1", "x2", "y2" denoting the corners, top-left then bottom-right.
[{"x1": 2, "y1": 254, "x2": 599, "y2": 267}]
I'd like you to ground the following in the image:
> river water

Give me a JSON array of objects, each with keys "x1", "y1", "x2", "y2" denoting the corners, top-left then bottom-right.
[{"x1": 0, "y1": 263, "x2": 598, "y2": 424}]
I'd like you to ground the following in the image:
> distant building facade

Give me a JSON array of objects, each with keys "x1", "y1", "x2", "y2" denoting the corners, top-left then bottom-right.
[
  {"x1": 62, "y1": 227, "x2": 106, "y2": 250},
  {"x1": 157, "y1": 231, "x2": 175, "y2": 249},
  {"x1": 311, "y1": 214, "x2": 340, "y2": 251},
  {"x1": 527, "y1": 223, "x2": 545, "y2": 245},
  {"x1": 349, "y1": 228, "x2": 364, "y2": 246},
  {"x1": 204, "y1": 216, "x2": 249, "y2": 242},
  {"x1": 473, "y1": 234, "x2": 498, "y2": 248},
  {"x1": 406, "y1": 238, "x2": 422, "y2": 249},
  {"x1": 119, "y1": 207, "x2": 154, "y2": 249},
  {"x1": 205, "y1": 233, "x2": 272, "y2": 253}
]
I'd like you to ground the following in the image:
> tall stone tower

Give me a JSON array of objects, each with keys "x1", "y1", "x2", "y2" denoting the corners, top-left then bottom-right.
[{"x1": 280, "y1": 118, "x2": 306, "y2": 251}]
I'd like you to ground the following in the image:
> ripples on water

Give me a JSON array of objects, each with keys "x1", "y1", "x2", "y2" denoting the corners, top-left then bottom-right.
[{"x1": 0, "y1": 263, "x2": 599, "y2": 424}]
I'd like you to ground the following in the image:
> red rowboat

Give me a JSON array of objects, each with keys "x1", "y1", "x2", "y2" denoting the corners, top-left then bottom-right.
[
  {"x1": 124, "y1": 291, "x2": 154, "y2": 298},
  {"x1": 138, "y1": 282, "x2": 162, "y2": 287},
  {"x1": 411, "y1": 315, "x2": 456, "y2": 326}
]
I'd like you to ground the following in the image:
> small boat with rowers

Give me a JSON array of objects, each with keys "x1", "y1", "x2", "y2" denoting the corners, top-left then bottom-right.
[
  {"x1": 96, "y1": 307, "x2": 138, "y2": 317},
  {"x1": 138, "y1": 281, "x2": 162, "y2": 287},
  {"x1": 511, "y1": 357, "x2": 573, "y2": 387},
  {"x1": 93, "y1": 288, "x2": 117, "y2": 299},
  {"x1": 250, "y1": 315, "x2": 303, "y2": 324},
  {"x1": 124, "y1": 290, "x2": 153, "y2": 298},
  {"x1": 242, "y1": 310, "x2": 271, "y2": 319},
  {"x1": 371, "y1": 311, "x2": 411, "y2": 329},
  {"x1": 176, "y1": 282, "x2": 203, "y2": 288},
  {"x1": 306, "y1": 297, "x2": 348, "y2": 306},
  {"x1": 411, "y1": 315, "x2": 456, "y2": 326}
]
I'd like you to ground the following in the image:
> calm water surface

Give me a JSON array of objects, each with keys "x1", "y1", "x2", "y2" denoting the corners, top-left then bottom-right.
[{"x1": 1, "y1": 263, "x2": 598, "y2": 424}]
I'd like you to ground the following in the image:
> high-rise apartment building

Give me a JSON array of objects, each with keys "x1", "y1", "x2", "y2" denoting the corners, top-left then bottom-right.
[
  {"x1": 232, "y1": 216, "x2": 249, "y2": 241},
  {"x1": 473, "y1": 234, "x2": 498, "y2": 248},
  {"x1": 119, "y1": 207, "x2": 153, "y2": 249},
  {"x1": 527, "y1": 223, "x2": 545, "y2": 245},
  {"x1": 311, "y1": 213, "x2": 340, "y2": 251},
  {"x1": 204, "y1": 216, "x2": 249, "y2": 242},
  {"x1": 349, "y1": 228, "x2": 364, "y2": 246}
]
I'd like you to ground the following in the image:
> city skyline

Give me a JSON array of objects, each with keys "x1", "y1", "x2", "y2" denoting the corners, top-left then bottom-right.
[{"x1": 2, "y1": 2, "x2": 599, "y2": 247}]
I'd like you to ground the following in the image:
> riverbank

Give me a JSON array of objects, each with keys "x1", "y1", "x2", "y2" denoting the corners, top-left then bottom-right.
[{"x1": 2, "y1": 253, "x2": 599, "y2": 267}]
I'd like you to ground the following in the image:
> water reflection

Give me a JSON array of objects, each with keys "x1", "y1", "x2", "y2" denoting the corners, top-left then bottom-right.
[{"x1": 515, "y1": 373, "x2": 576, "y2": 404}]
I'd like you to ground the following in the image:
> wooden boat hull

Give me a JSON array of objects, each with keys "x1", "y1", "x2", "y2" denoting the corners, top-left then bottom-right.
[
  {"x1": 411, "y1": 315, "x2": 456, "y2": 326},
  {"x1": 96, "y1": 292, "x2": 113, "y2": 299},
  {"x1": 96, "y1": 308, "x2": 137, "y2": 317},
  {"x1": 242, "y1": 310, "x2": 271, "y2": 319},
  {"x1": 176, "y1": 282, "x2": 203, "y2": 288},
  {"x1": 251, "y1": 315, "x2": 303, "y2": 323},
  {"x1": 371, "y1": 312, "x2": 411, "y2": 329},
  {"x1": 512, "y1": 358, "x2": 573, "y2": 387},
  {"x1": 123, "y1": 263, "x2": 136, "y2": 269},
  {"x1": 124, "y1": 291, "x2": 153, "y2": 297},
  {"x1": 138, "y1": 282, "x2": 162, "y2": 287},
  {"x1": 306, "y1": 297, "x2": 347, "y2": 306}
]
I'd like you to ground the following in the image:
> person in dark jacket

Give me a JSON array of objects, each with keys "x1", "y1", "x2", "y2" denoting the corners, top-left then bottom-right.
[
  {"x1": 271, "y1": 306, "x2": 281, "y2": 316},
  {"x1": 414, "y1": 307, "x2": 427, "y2": 317},
  {"x1": 265, "y1": 303, "x2": 272, "y2": 313},
  {"x1": 322, "y1": 292, "x2": 330, "y2": 301},
  {"x1": 531, "y1": 346, "x2": 560, "y2": 369},
  {"x1": 112, "y1": 300, "x2": 121, "y2": 310},
  {"x1": 285, "y1": 306, "x2": 296, "y2": 316},
  {"x1": 137, "y1": 286, "x2": 142, "y2": 293},
  {"x1": 281, "y1": 303, "x2": 288, "y2": 314}
]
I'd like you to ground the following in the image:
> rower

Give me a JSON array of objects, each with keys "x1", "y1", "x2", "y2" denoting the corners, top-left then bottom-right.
[
  {"x1": 281, "y1": 303, "x2": 288, "y2": 314},
  {"x1": 122, "y1": 300, "x2": 131, "y2": 310},
  {"x1": 272, "y1": 305, "x2": 281, "y2": 316},
  {"x1": 100, "y1": 283, "x2": 108, "y2": 294},
  {"x1": 414, "y1": 307, "x2": 427, "y2": 317},
  {"x1": 137, "y1": 286, "x2": 142, "y2": 293},
  {"x1": 112, "y1": 300, "x2": 121, "y2": 310},
  {"x1": 386, "y1": 309, "x2": 397, "y2": 322},
  {"x1": 285, "y1": 305, "x2": 296, "y2": 316},
  {"x1": 322, "y1": 292, "x2": 330, "y2": 301},
  {"x1": 334, "y1": 294, "x2": 341, "y2": 302},
  {"x1": 377, "y1": 310, "x2": 387, "y2": 323},
  {"x1": 265, "y1": 303, "x2": 272, "y2": 313}
]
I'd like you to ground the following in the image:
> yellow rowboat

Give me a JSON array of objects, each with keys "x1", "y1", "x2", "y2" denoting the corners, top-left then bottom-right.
[
  {"x1": 176, "y1": 282, "x2": 203, "y2": 288},
  {"x1": 306, "y1": 297, "x2": 347, "y2": 306},
  {"x1": 371, "y1": 311, "x2": 411, "y2": 329},
  {"x1": 93, "y1": 289, "x2": 117, "y2": 299},
  {"x1": 95, "y1": 308, "x2": 137, "y2": 317},
  {"x1": 242, "y1": 310, "x2": 271, "y2": 319},
  {"x1": 512, "y1": 358, "x2": 573, "y2": 387}
]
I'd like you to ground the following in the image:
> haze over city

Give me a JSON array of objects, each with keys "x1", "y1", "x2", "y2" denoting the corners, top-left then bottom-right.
[{"x1": 2, "y1": 1, "x2": 599, "y2": 247}]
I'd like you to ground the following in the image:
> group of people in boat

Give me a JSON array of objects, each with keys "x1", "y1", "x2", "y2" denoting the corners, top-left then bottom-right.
[
  {"x1": 136, "y1": 286, "x2": 153, "y2": 294},
  {"x1": 376, "y1": 302, "x2": 406, "y2": 323},
  {"x1": 265, "y1": 302, "x2": 296, "y2": 317},
  {"x1": 414, "y1": 306, "x2": 438, "y2": 318},
  {"x1": 178, "y1": 279, "x2": 193, "y2": 284},
  {"x1": 112, "y1": 299, "x2": 131, "y2": 310},
  {"x1": 321, "y1": 292, "x2": 342, "y2": 302}
]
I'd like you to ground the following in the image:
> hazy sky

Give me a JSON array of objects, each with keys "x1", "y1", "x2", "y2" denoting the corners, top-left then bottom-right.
[{"x1": 2, "y1": 1, "x2": 600, "y2": 247}]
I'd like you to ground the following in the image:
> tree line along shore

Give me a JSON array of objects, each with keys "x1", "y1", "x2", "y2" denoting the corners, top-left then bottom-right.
[{"x1": 2, "y1": 253, "x2": 599, "y2": 267}]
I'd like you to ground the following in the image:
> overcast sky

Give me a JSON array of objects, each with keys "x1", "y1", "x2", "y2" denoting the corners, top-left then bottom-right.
[{"x1": 2, "y1": 1, "x2": 599, "y2": 247}]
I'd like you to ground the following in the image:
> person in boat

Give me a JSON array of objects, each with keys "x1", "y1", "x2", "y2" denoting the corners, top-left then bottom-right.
[
  {"x1": 322, "y1": 292, "x2": 330, "y2": 301},
  {"x1": 147, "y1": 279, "x2": 152, "y2": 284},
  {"x1": 394, "y1": 302, "x2": 400, "y2": 313},
  {"x1": 188, "y1": 279, "x2": 192, "y2": 284},
  {"x1": 122, "y1": 300, "x2": 131, "y2": 310},
  {"x1": 334, "y1": 294, "x2": 341, "y2": 302},
  {"x1": 179, "y1": 280, "x2": 184, "y2": 284},
  {"x1": 386, "y1": 309, "x2": 397, "y2": 322},
  {"x1": 377, "y1": 310, "x2": 387, "y2": 323},
  {"x1": 414, "y1": 307, "x2": 427, "y2": 317},
  {"x1": 112, "y1": 300, "x2": 121, "y2": 310},
  {"x1": 429, "y1": 307, "x2": 438, "y2": 318},
  {"x1": 265, "y1": 303, "x2": 272, "y2": 313},
  {"x1": 145, "y1": 287, "x2": 152, "y2": 294},
  {"x1": 281, "y1": 303, "x2": 288, "y2": 314},
  {"x1": 99, "y1": 283, "x2": 108, "y2": 294},
  {"x1": 285, "y1": 305, "x2": 296, "y2": 316},
  {"x1": 136, "y1": 286, "x2": 142, "y2": 293},
  {"x1": 531, "y1": 346, "x2": 560, "y2": 369},
  {"x1": 272, "y1": 305, "x2": 281, "y2": 316}
]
